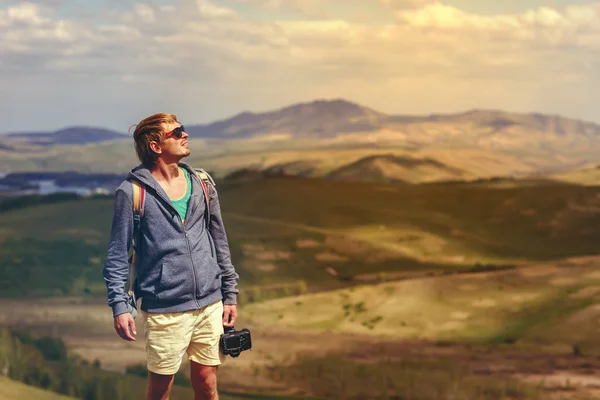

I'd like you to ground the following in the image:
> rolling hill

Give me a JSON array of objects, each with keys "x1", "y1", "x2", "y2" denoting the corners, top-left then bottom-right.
[
  {"x1": 3, "y1": 176, "x2": 600, "y2": 300},
  {"x1": 244, "y1": 255, "x2": 600, "y2": 347},
  {"x1": 324, "y1": 154, "x2": 465, "y2": 183},
  {"x1": 2, "y1": 99, "x2": 600, "y2": 184},
  {"x1": 541, "y1": 162, "x2": 600, "y2": 186},
  {"x1": 3, "y1": 176, "x2": 600, "y2": 399}
]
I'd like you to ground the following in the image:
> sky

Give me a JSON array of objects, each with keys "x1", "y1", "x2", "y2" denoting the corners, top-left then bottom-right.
[{"x1": 1, "y1": 0, "x2": 599, "y2": 132}]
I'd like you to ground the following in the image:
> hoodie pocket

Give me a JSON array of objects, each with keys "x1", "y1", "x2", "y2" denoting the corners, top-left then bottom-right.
[
  {"x1": 192, "y1": 248, "x2": 221, "y2": 299},
  {"x1": 156, "y1": 254, "x2": 195, "y2": 302}
]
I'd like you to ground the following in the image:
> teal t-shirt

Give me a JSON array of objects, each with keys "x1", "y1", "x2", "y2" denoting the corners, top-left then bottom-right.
[{"x1": 171, "y1": 167, "x2": 192, "y2": 222}]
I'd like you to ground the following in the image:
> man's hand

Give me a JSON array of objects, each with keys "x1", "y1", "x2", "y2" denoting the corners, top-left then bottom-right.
[
  {"x1": 114, "y1": 313, "x2": 137, "y2": 341},
  {"x1": 222, "y1": 304, "x2": 237, "y2": 328}
]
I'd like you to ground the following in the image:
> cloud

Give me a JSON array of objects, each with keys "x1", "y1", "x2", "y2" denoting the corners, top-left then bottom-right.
[
  {"x1": 195, "y1": 0, "x2": 237, "y2": 18},
  {"x1": 379, "y1": 0, "x2": 435, "y2": 10},
  {"x1": 2, "y1": 0, "x2": 600, "y2": 131},
  {"x1": 228, "y1": 0, "x2": 334, "y2": 18}
]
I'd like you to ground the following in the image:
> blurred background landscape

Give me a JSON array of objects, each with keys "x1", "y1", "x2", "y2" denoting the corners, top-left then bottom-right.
[{"x1": 4, "y1": 0, "x2": 600, "y2": 399}]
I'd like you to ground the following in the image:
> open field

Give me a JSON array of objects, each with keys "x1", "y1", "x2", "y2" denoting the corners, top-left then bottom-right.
[{"x1": 3, "y1": 257, "x2": 600, "y2": 399}]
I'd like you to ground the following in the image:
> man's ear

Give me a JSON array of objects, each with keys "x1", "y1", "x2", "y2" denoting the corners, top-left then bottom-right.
[{"x1": 149, "y1": 141, "x2": 162, "y2": 155}]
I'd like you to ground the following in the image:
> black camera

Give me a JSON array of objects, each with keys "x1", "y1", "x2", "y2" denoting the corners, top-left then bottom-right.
[{"x1": 220, "y1": 326, "x2": 252, "y2": 358}]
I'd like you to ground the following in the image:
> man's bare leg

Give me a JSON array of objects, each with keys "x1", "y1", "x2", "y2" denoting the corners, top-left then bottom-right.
[
  {"x1": 190, "y1": 361, "x2": 219, "y2": 400},
  {"x1": 147, "y1": 371, "x2": 175, "y2": 400}
]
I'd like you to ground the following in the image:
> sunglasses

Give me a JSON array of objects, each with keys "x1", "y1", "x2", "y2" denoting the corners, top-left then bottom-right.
[{"x1": 165, "y1": 125, "x2": 186, "y2": 139}]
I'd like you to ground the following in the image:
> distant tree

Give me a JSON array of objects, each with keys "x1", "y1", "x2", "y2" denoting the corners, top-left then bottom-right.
[
  {"x1": 34, "y1": 336, "x2": 67, "y2": 361},
  {"x1": 125, "y1": 363, "x2": 147, "y2": 378}
]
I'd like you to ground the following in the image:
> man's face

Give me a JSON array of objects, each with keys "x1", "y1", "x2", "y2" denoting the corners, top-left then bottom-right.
[{"x1": 157, "y1": 121, "x2": 191, "y2": 160}]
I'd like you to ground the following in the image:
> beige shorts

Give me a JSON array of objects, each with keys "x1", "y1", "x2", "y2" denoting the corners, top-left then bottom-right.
[{"x1": 142, "y1": 300, "x2": 226, "y2": 375}]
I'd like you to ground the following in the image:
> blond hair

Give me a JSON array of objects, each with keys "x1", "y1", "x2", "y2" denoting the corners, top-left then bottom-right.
[{"x1": 131, "y1": 113, "x2": 178, "y2": 168}]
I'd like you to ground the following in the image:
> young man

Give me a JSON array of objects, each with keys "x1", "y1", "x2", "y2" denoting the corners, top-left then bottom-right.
[{"x1": 103, "y1": 113, "x2": 239, "y2": 400}]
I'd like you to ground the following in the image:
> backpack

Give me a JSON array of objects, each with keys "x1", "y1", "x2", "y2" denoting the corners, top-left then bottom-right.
[{"x1": 125, "y1": 168, "x2": 215, "y2": 318}]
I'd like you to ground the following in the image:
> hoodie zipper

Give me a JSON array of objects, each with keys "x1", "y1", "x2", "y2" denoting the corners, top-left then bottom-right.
[
  {"x1": 132, "y1": 168, "x2": 203, "y2": 308},
  {"x1": 184, "y1": 230, "x2": 201, "y2": 308},
  {"x1": 182, "y1": 172, "x2": 201, "y2": 307}
]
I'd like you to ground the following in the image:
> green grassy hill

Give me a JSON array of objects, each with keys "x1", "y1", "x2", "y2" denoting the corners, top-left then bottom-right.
[
  {"x1": 2, "y1": 177, "x2": 600, "y2": 299},
  {"x1": 217, "y1": 177, "x2": 600, "y2": 265},
  {"x1": 0, "y1": 329, "x2": 313, "y2": 400},
  {"x1": 0, "y1": 377, "x2": 76, "y2": 400},
  {"x1": 244, "y1": 256, "x2": 600, "y2": 350}
]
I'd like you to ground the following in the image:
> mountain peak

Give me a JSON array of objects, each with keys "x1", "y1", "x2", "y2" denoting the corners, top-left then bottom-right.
[
  {"x1": 227, "y1": 98, "x2": 382, "y2": 119},
  {"x1": 6, "y1": 126, "x2": 127, "y2": 146},
  {"x1": 190, "y1": 98, "x2": 385, "y2": 139},
  {"x1": 278, "y1": 98, "x2": 383, "y2": 118}
]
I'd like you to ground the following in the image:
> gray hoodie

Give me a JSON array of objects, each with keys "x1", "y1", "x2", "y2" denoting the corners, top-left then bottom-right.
[{"x1": 102, "y1": 162, "x2": 239, "y2": 317}]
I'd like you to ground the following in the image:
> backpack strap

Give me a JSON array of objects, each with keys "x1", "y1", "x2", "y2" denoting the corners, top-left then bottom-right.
[
  {"x1": 132, "y1": 179, "x2": 145, "y2": 219},
  {"x1": 194, "y1": 168, "x2": 215, "y2": 227},
  {"x1": 128, "y1": 179, "x2": 145, "y2": 304}
]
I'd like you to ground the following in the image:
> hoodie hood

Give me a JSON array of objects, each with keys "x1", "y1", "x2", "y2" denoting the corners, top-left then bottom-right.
[
  {"x1": 128, "y1": 161, "x2": 196, "y2": 187},
  {"x1": 127, "y1": 161, "x2": 199, "y2": 206}
]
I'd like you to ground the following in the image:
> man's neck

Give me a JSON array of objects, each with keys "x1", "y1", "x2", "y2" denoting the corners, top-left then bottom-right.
[{"x1": 150, "y1": 161, "x2": 182, "y2": 184}]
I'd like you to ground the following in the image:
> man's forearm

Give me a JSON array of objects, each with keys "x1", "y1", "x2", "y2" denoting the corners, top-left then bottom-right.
[
  {"x1": 219, "y1": 257, "x2": 239, "y2": 304},
  {"x1": 103, "y1": 187, "x2": 134, "y2": 316}
]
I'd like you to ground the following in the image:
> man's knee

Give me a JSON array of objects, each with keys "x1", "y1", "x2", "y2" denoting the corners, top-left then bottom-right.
[
  {"x1": 147, "y1": 371, "x2": 175, "y2": 400},
  {"x1": 193, "y1": 379, "x2": 218, "y2": 398},
  {"x1": 191, "y1": 363, "x2": 218, "y2": 398}
]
